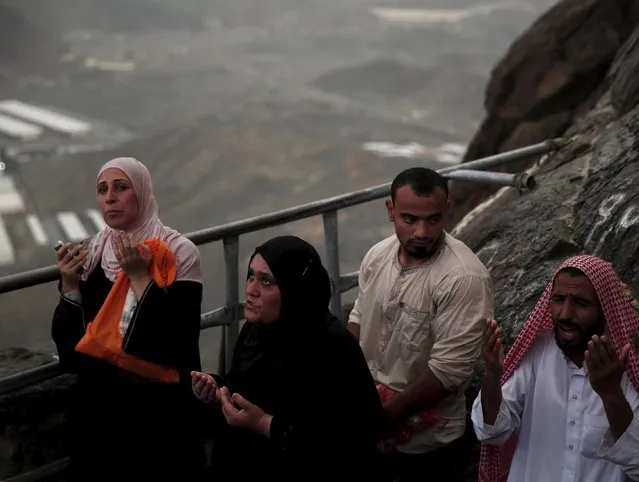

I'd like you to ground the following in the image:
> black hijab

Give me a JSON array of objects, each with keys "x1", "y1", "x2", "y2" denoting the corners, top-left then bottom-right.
[
  {"x1": 253, "y1": 235, "x2": 332, "y2": 332},
  {"x1": 225, "y1": 236, "x2": 334, "y2": 408},
  {"x1": 216, "y1": 237, "x2": 385, "y2": 482}
]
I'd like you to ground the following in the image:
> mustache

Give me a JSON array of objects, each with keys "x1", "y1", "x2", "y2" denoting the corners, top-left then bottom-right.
[
  {"x1": 556, "y1": 320, "x2": 584, "y2": 332},
  {"x1": 407, "y1": 238, "x2": 434, "y2": 245}
]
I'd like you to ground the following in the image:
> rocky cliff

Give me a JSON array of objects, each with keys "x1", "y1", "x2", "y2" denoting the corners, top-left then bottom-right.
[
  {"x1": 453, "y1": 0, "x2": 639, "y2": 352},
  {"x1": 446, "y1": 1, "x2": 639, "y2": 479},
  {"x1": 0, "y1": 349, "x2": 71, "y2": 481},
  {"x1": 447, "y1": 0, "x2": 639, "y2": 229}
]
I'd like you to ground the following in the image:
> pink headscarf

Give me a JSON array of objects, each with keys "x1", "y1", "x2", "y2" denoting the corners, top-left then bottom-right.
[{"x1": 84, "y1": 157, "x2": 202, "y2": 283}]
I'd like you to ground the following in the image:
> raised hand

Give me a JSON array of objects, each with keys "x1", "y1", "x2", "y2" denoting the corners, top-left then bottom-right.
[
  {"x1": 482, "y1": 318, "x2": 505, "y2": 377},
  {"x1": 113, "y1": 232, "x2": 152, "y2": 279},
  {"x1": 56, "y1": 242, "x2": 88, "y2": 291},
  {"x1": 220, "y1": 387, "x2": 272, "y2": 436},
  {"x1": 480, "y1": 318, "x2": 506, "y2": 425},
  {"x1": 585, "y1": 335, "x2": 631, "y2": 398},
  {"x1": 190, "y1": 371, "x2": 220, "y2": 404}
]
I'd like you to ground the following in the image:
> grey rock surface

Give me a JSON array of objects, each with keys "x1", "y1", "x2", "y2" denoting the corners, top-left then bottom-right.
[
  {"x1": 447, "y1": 0, "x2": 639, "y2": 229},
  {"x1": 0, "y1": 348, "x2": 73, "y2": 480},
  {"x1": 453, "y1": 27, "x2": 639, "y2": 350}
]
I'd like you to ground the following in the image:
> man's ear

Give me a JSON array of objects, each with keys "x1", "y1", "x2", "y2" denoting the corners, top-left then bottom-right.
[{"x1": 385, "y1": 199, "x2": 394, "y2": 221}]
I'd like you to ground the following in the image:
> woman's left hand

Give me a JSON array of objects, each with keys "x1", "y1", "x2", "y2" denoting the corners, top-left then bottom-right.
[
  {"x1": 114, "y1": 232, "x2": 152, "y2": 279},
  {"x1": 220, "y1": 387, "x2": 273, "y2": 436}
]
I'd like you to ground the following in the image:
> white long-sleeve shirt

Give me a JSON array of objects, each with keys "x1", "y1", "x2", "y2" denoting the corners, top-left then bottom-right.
[{"x1": 471, "y1": 332, "x2": 639, "y2": 482}]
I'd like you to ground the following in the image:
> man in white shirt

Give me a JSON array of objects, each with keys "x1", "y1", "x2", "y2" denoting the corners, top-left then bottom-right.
[
  {"x1": 347, "y1": 167, "x2": 493, "y2": 481},
  {"x1": 472, "y1": 255, "x2": 639, "y2": 482}
]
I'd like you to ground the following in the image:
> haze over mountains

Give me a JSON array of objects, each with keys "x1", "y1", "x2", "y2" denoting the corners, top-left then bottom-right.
[{"x1": 0, "y1": 0, "x2": 557, "y2": 370}]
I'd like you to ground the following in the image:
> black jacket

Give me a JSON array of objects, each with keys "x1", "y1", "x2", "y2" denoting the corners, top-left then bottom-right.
[
  {"x1": 51, "y1": 264, "x2": 206, "y2": 482},
  {"x1": 209, "y1": 315, "x2": 386, "y2": 482}
]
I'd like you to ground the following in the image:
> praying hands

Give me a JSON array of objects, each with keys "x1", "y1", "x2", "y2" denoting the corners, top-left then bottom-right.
[
  {"x1": 586, "y1": 334, "x2": 634, "y2": 442},
  {"x1": 219, "y1": 387, "x2": 273, "y2": 437},
  {"x1": 113, "y1": 231, "x2": 152, "y2": 280},
  {"x1": 585, "y1": 334, "x2": 632, "y2": 398},
  {"x1": 191, "y1": 371, "x2": 221, "y2": 404}
]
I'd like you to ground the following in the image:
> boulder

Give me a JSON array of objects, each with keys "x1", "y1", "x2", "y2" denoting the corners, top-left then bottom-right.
[{"x1": 446, "y1": 0, "x2": 639, "y2": 229}]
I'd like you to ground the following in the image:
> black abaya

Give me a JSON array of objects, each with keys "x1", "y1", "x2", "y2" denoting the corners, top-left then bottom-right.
[{"x1": 210, "y1": 236, "x2": 385, "y2": 481}]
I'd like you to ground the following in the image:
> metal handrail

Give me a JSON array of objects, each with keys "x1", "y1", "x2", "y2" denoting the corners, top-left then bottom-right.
[
  {"x1": 0, "y1": 138, "x2": 562, "y2": 482},
  {"x1": 0, "y1": 138, "x2": 562, "y2": 296},
  {"x1": 0, "y1": 271, "x2": 359, "y2": 396},
  {"x1": 2, "y1": 459, "x2": 69, "y2": 482},
  {"x1": 0, "y1": 139, "x2": 561, "y2": 397}
]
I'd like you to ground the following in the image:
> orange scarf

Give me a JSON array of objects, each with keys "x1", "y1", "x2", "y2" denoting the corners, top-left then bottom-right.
[{"x1": 75, "y1": 238, "x2": 179, "y2": 383}]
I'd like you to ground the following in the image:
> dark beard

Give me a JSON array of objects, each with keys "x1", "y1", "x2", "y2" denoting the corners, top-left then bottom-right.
[
  {"x1": 554, "y1": 319, "x2": 605, "y2": 359},
  {"x1": 406, "y1": 246, "x2": 430, "y2": 259},
  {"x1": 404, "y1": 233, "x2": 444, "y2": 260}
]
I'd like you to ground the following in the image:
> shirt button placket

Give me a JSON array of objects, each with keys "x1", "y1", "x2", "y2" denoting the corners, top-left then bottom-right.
[{"x1": 561, "y1": 376, "x2": 583, "y2": 482}]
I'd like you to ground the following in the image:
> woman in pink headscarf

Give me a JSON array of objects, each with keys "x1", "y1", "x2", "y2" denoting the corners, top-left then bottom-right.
[{"x1": 51, "y1": 157, "x2": 207, "y2": 481}]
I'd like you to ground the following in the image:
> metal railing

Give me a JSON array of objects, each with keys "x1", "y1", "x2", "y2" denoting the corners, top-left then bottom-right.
[
  {"x1": 0, "y1": 138, "x2": 563, "y2": 396},
  {"x1": 0, "y1": 138, "x2": 563, "y2": 481}
]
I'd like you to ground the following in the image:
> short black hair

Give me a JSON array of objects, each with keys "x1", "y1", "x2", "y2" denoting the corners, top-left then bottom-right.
[{"x1": 390, "y1": 167, "x2": 448, "y2": 202}]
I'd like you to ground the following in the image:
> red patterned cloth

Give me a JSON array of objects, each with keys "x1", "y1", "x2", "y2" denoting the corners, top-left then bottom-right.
[
  {"x1": 376, "y1": 382, "x2": 449, "y2": 452},
  {"x1": 479, "y1": 255, "x2": 639, "y2": 482}
]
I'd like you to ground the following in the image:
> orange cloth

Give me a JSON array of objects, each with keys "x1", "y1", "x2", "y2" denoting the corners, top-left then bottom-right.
[{"x1": 75, "y1": 238, "x2": 179, "y2": 383}]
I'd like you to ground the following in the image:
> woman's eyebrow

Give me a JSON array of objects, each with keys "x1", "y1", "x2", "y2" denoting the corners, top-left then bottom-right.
[{"x1": 98, "y1": 178, "x2": 128, "y2": 185}]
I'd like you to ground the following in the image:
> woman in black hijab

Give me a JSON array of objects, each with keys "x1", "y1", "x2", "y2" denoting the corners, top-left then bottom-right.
[{"x1": 192, "y1": 235, "x2": 384, "y2": 481}]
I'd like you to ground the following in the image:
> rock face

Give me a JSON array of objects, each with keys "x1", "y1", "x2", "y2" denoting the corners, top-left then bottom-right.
[
  {"x1": 446, "y1": 0, "x2": 639, "y2": 229},
  {"x1": 0, "y1": 349, "x2": 73, "y2": 481},
  {"x1": 446, "y1": 4, "x2": 639, "y2": 480},
  {"x1": 454, "y1": 24, "x2": 639, "y2": 354},
  {"x1": 453, "y1": 21, "x2": 639, "y2": 482}
]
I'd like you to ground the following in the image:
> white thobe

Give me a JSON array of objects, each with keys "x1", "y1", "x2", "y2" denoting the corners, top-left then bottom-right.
[{"x1": 472, "y1": 332, "x2": 639, "y2": 482}]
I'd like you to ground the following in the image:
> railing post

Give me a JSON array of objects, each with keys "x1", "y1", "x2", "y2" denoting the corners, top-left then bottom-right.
[
  {"x1": 322, "y1": 211, "x2": 342, "y2": 320},
  {"x1": 218, "y1": 326, "x2": 226, "y2": 375},
  {"x1": 223, "y1": 236, "x2": 240, "y2": 374}
]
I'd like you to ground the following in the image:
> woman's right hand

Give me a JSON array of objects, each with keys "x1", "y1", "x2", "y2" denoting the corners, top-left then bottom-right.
[
  {"x1": 191, "y1": 371, "x2": 221, "y2": 404},
  {"x1": 56, "y1": 242, "x2": 87, "y2": 291}
]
